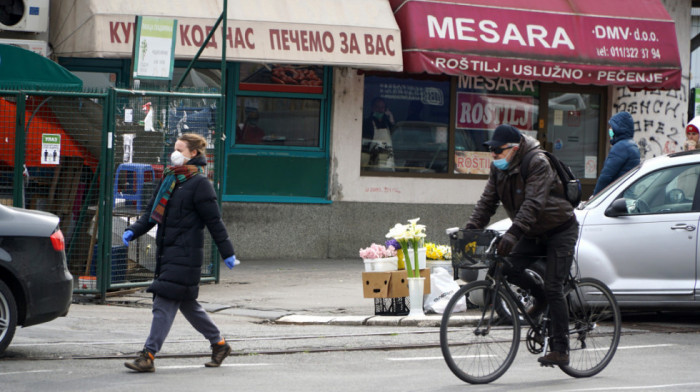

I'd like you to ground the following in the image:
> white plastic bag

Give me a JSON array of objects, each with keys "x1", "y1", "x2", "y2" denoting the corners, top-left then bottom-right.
[{"x1": 424, "y1": 267, "x2": 466, "y2": 314}]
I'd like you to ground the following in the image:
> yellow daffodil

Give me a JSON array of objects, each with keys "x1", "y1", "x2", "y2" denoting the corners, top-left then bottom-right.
[{"x1": 426, "y1": 242, "x2": 452, "y2": 260}]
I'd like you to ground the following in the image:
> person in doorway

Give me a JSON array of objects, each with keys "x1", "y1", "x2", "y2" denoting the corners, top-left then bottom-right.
[
  {"x1": 592, "y1": 111, "x2": 640, "y2": 195},
  {"x1": 362, "y1": 97, "x2": 395, "y2": 140},
  {"x1": 684, "y1": 116, "x2": 700, "y2": 151},
  {"x1": 464, "y1": 124, "x2": 579, "y2": 367},
  {"x1": 236, "y1": 109, "x2": 265, "y2": 144},
  {"x1": 121, "y1": 133, "x2": 237, "y2": 373},
  {"x1": 362, "y1": 97, "x2": 396, "y2": 168}
]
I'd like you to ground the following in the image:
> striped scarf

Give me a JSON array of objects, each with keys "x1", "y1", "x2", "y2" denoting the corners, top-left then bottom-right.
[{"x1": 149, "y1": 165, "x2": 203, "y2": 223}]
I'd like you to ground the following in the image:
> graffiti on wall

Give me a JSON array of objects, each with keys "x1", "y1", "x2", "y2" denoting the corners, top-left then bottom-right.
[{"x1": 613, "y1": 82, "x2": 688, "y2": 159}]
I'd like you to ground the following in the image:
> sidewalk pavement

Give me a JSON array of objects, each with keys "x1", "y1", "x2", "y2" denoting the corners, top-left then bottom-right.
[{"x1": 103, "y1": 258, "x2": 449, "y2": 327}]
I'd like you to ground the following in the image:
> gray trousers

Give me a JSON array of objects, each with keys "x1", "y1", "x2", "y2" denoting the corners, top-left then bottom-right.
[{"x1": 144, "y1": 295, "x2": 223, "y2": 355}]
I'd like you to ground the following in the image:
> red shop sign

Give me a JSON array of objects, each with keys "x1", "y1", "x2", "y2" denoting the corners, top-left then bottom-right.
[{"x1": 391, "y1": 0, "x2": 681, "y2": 90}]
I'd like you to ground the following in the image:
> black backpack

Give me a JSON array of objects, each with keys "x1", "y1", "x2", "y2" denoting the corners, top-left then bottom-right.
[{"x1": 521, "y1": 150, "x2": 582, "y2": 208}]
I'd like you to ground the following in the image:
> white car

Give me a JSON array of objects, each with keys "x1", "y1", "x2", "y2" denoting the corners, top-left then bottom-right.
[{"x1": 488, "y1": 149, "x2": 700, "y2": 310}]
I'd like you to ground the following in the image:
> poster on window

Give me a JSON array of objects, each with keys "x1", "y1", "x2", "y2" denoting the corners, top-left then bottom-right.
[
  {"x1": 454, "y1": 151, "x2": 492, "y2": 175},
  {"x1": 456, "y1": 92, "x2": 535, "y2": 131}
]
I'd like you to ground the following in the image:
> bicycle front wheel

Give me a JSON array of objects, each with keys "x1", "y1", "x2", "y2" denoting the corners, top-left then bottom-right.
[
  {"x1": 440, "y1": 280, "x2": 521, "y2": 384},
  {"x1": 560, "y1": 277, "x2": 621, "y2": 378}
]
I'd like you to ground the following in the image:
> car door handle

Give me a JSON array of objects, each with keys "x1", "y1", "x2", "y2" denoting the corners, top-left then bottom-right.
[{"x1": 671, "y1": 224, "x2": 696, "y2": 231}]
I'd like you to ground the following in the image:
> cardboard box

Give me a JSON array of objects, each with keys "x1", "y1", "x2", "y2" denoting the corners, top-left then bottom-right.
[{"x1": 362, "y1": 269, "x2": 431, "y2": 298}]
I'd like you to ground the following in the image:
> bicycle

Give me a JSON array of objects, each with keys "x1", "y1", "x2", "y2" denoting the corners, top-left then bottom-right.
[{"x1": 440, "y1": 228, "x2": 621, "y2": 384}]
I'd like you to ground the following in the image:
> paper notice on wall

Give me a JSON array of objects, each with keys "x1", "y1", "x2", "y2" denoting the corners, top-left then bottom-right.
[
  {"x1": 554, "y1": 110, "x2": 563, "y2": 126},
  {"x1": 125, "y1": 108, "x2": 133, "y2": 123},
  {"x1": 585, "y1": 155, "x2": 597, "y2": 179},
  {"x1": 123, "y1": 134, "x2": 135, "y2": 163},
  {"x1": 41, "y1": 134, "x2": 61, "y2": 165}
]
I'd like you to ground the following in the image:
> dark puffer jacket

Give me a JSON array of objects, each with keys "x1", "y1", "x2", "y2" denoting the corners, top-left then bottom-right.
[
  {"x1": 593, "y1": 111, "x2": 640, "y2": 195},
  {"x1": 467, "y1": 135, "x2": 574, "y2": 237},
  {"x1": 127, "y1": 155, "x2": 234, "y2": 301}
]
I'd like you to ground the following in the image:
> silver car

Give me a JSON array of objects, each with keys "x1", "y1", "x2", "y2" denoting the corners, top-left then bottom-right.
[{"x1": 489, "y1": 149, "x2": 700, "y2": 310}]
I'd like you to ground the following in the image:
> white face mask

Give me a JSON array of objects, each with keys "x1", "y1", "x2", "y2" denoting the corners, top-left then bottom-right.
[{"x1": 170, "y1": 150, "x2": 186, "y2": 166}]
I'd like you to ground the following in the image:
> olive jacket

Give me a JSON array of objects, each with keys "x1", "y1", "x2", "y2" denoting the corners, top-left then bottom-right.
[
  {"x1": 467, "y1": 135, "x2": 575, "y2": 238},
  {"x1": 127, "y1": 155, "x2": 234, "y2": 301}
]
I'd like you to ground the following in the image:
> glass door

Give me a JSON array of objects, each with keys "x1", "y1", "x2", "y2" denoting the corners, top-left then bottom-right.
[{"x1": 540, "y1": 85, "x2": 607, "y2": 199}]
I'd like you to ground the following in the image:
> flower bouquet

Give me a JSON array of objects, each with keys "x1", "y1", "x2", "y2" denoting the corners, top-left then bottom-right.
[
  {"x1": 385, "y1": 218, "x2": 426, "y2": 278},
  {"x1": 426, "y1": 242, "x2": 451, "y2": 260},
  {"x1": 425, "y1": 241, "x2": 453, "y2": 276},
  {"x1": 386, "y1": 218, "x2": 428, "y2": 316},
  {"x1": 359, "y1": 243, "x2": 399, "y2": 272}
]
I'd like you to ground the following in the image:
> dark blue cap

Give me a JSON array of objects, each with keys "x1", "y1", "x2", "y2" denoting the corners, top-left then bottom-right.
[{"x1": 484, "y1": 124, "x2": 522, "y2": 147}]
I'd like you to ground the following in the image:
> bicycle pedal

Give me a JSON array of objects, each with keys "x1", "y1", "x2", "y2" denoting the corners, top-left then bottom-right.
[{"x1": 539, "y1": 362, "x2": 555, "y2": 368}]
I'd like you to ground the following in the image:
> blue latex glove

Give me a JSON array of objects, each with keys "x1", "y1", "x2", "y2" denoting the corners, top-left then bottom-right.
[
  {"x1": 224, "y1": 255, "x2": 238, "y2": 269},
  {"x1": 122, "y1": 230, "x2": 134, "y2": 247}
]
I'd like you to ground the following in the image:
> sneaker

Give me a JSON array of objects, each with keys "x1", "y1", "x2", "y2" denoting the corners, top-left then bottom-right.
[
  {"x1": 205, "y1": 342, "x2": 232, "y2": 367},
  {"x1": 125, "y1": 349, "x2": 155, "y2": 372},
  {"x1": 538, "y1": 351, "x2": 569, "y2": 366}
]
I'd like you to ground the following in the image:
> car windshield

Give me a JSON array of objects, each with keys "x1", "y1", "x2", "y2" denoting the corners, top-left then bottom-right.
[{"x1": 582, "y1": 164, "x2": 640, "y2": 208}]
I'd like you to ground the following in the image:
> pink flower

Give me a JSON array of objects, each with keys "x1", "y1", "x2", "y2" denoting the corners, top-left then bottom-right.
[{"x1": 359, "y1": 243, "x2": 397, "y2": 259}]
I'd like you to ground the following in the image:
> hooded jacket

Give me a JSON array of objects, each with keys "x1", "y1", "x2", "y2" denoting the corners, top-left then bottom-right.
[
  {"x1": 593, "y1": 112, "x2": 640, "y2": 195},
  {"x1": 127, "y1": 154, "x2": 234, "y2": 301},
  {"x1": 467, "y1": 135, "x2": 575, "y2": 238}
]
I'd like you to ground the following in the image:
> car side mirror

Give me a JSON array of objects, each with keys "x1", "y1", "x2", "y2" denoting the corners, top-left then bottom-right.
[{"x1": 605, "y1": 198, "x2": 628, "y2": 217}]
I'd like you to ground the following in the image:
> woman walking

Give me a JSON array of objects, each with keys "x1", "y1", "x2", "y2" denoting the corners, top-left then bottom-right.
[{"x1": 122, "y1": 133, "x2": 237, "y2": 372}]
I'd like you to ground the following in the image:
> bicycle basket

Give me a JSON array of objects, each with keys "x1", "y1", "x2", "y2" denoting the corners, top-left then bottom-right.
[{"x1": 450, "y1": 229, "x2": 500, "y2": 270}]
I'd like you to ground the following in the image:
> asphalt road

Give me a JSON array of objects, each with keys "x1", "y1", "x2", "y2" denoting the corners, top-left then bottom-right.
[{"x1": 2, "y1": 327, "x2": 700, "y2": 392}]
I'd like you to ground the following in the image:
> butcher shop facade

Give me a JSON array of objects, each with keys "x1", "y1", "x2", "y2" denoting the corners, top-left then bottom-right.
[{"x1": 46, "y1": 0, "x2": 689, "y2": 258}]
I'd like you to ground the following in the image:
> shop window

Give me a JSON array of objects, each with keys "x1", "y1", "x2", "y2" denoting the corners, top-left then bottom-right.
[
  {"x1": 172, "y1": 68, "x2": 222, "y2": 89},
  {"x1": 138, "y1": 67, "x2": 222, "y2": 90},
  {"x1": 72, "y1": 71, "x2": 117, "y2": 89},
  {"x1": 225, "y1": 63, "x2": 330, "y2": 202},
  {"x1": 454, "y1": 78, "x2": 539, "y2": 175},
  {"x1": 234, "y1": 97, "x2": 320, "y2": 147},
  {"x1": 239, "y1": 63, "x2": 323, "y2": 94},
  {"x1": 362, "y1": 75, "x2": 450, "y2": 174}
]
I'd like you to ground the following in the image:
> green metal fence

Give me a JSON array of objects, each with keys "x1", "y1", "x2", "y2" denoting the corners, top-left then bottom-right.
[{"x1": 0, "y1": 88, "x2": 223, "y2": 299}]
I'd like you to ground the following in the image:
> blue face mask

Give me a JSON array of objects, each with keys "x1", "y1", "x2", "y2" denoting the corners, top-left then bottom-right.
[
  {"x1": 493, "y1": 158, "x2": 509, "y2": 170},
  {"x1": 609, "y1": 128, "x2": 615, "y2": 138}
]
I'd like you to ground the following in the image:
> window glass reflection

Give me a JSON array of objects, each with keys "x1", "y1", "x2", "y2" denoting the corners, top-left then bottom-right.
[
  {"x1": 453, "y1": 89, "x2": 539, "y2": 175},
  {"x1": 362, "y1": 75, "x2": 450, "y2": 173},
  {"x1": 235, "y1": 97, "x2": 320, "y2": 147},
  {"x1": 547, "y1": 92, "x2": 600, "y2": 179}
]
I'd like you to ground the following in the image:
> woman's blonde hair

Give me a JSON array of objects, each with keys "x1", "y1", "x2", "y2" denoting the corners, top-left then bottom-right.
[{"x1": 178, "y1": 133, "x2": 207, "y2": 157}]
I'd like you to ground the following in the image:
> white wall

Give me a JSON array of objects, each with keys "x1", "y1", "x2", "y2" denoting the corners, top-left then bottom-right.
[
  {"x1": 612, "y1": 0, "x2": 692, "y2": 158},
  {"x1": 329, "y1": 67, "x2": 486, "y2": 205}
]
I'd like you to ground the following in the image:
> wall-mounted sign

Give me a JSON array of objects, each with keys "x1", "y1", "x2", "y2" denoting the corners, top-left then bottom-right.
[
  {"x1": 41, "y1": 134, "x2": 61, "y2": 165},
  {"x1": 133, "y1": 16, "x2": 177, "y2": 80}
]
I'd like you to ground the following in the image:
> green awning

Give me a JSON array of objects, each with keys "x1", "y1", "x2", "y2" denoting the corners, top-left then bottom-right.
[{"x1": 0, "y1": 44, "x2": 83, "y2": 91}]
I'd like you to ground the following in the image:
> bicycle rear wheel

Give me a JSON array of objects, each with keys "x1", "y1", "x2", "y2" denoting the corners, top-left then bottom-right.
[
  {"x1": 440, "y1": 280, "x2": 521, "y2": 384},
  {"x1": 560, "y1": 277, "x2": 621, "y2": 378}
]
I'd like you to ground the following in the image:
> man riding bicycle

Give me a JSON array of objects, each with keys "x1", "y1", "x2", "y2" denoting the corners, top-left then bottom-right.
[{"x1": 464, "y1": 124, "x2": 579, "y2": 366}]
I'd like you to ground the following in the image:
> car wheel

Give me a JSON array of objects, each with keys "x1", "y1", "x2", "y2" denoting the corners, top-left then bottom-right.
[{"x1": 0, "y1": 280, "x2": 18, "y2": 355}]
